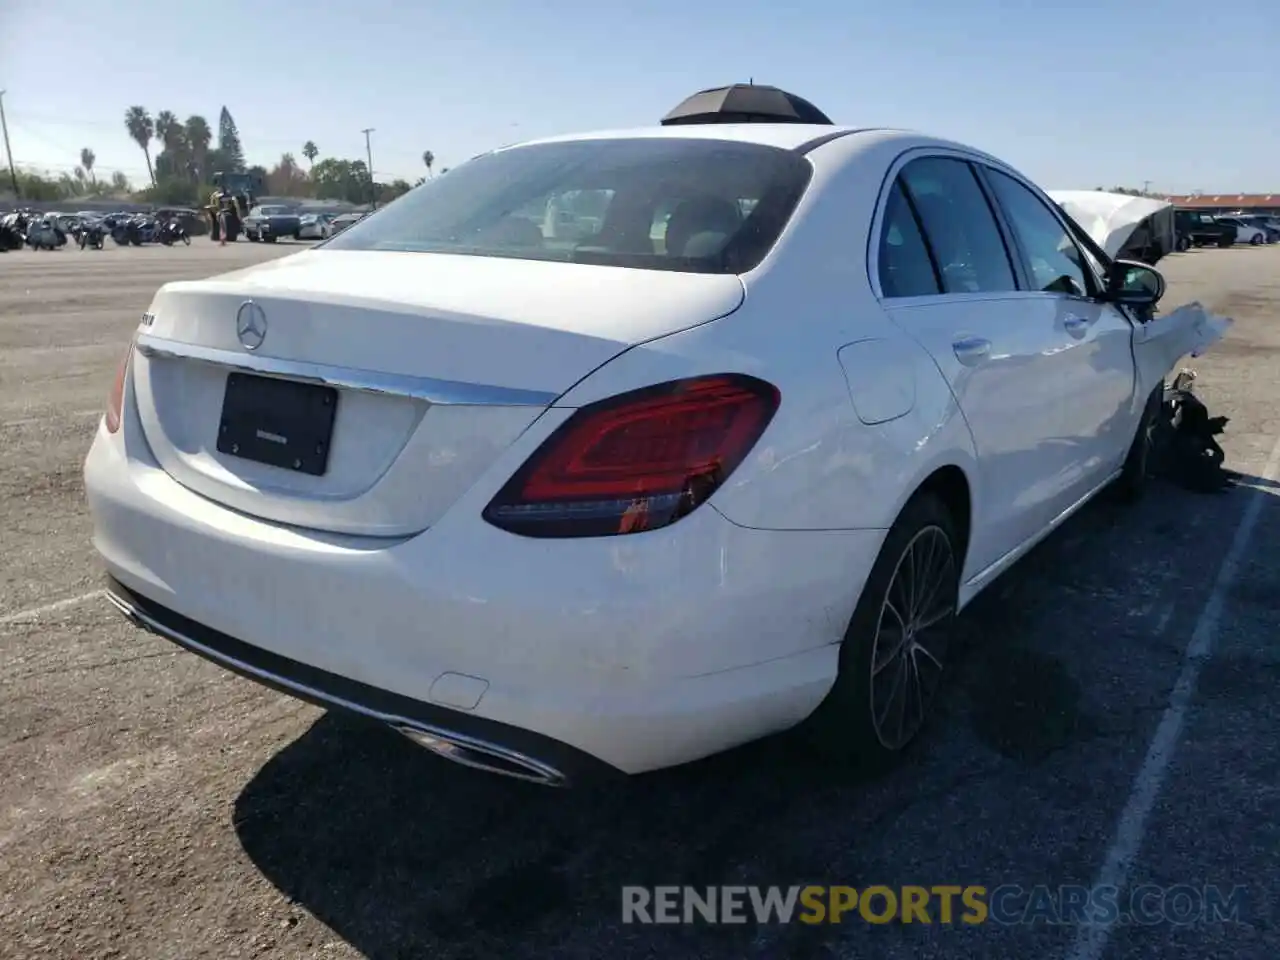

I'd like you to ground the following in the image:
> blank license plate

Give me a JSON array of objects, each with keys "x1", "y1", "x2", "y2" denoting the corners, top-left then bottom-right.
[{"x1": 216, "y1": 373, "x2": 338, "y2": 476}]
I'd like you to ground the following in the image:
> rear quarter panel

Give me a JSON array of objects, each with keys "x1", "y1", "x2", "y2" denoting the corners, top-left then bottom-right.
[{"x1": 555, "y1": 133, "x2": 979, "y2": 539}]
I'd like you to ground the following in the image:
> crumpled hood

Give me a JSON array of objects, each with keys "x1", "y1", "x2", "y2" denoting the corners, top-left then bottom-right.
[{"x1": 1049, "y1": 189, "x2": 1172, "y2": 258}]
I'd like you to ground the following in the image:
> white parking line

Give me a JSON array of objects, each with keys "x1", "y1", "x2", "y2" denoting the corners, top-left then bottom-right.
[
  {"x1": 0, "y1": 590, "x2": 106, "y2": 626},
  {"x1": 1067, "y1": 433, "x2": 1280, "y2": 960}
]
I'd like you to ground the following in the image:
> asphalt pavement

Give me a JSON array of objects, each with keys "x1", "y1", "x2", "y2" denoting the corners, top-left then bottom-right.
[{"x1": 0, "y1": 239, "x2": 1276, "y2": 960}]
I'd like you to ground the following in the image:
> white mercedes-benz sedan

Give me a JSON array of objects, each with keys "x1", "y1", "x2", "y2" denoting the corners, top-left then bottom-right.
[{"x1": 84, "y1": 88, "x2": 1229, "y2": 786}]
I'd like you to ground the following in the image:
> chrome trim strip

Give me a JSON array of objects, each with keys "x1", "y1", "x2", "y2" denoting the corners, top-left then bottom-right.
[
  {"x1": 104, "y1": 590, "x2": 566, "y2": 786},
  {"x1": 134, "y1": 332, "x2": 560, "y2": 408}
]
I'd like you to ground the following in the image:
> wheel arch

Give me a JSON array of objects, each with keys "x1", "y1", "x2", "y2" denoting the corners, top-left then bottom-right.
[{"x1": 912, "y1": 464, "x2": 973, "y2": 575}]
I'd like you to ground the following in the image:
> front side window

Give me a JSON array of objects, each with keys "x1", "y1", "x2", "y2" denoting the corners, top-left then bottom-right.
[
  {"x1": 898, "y1": 157, "x2": 1017, "y2": 294},
  {"x1": 985, "y1": 169, "x2": 1092, "y2": 297},
  {"x1": 324, "y1": 138, "x2": 812, "y2": 273}
]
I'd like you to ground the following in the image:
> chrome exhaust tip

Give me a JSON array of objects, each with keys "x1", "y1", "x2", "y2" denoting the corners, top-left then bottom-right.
[{"x1": 394, "y1": 724, "x2": 567, "y2": 787}]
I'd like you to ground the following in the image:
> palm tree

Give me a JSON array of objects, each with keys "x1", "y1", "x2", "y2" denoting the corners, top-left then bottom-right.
[
  {"x1": 422, "y1": 150, "x2": 435, "y2": 177},
  {"x1": 184, "y1": 115, "x2": 212, "y2": 181},
  {"x1": 155, "y1": 111, "x2": 182, "y2": 151},
  {"x1": 124, "y1": 106, "x2": 156, "y2": 186},
  {"x1": 302, "y1": 141, "x2": 318, "y2": 167},
  {"x1": 80, "y1": 147, "x2": 96, "y2": 185}
]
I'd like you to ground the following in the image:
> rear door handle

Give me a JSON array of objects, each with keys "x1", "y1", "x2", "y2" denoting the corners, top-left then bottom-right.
[
  {"x1": 1063, "y1": 315, "x2": 1091, "y2": 337},
  {"x1": 952, "y1": 336, "x2": 991, "y2": 365}
]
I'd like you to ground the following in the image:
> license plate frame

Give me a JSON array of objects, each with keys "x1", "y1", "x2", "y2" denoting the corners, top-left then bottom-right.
[{"x1": 216, "y1": 372, "x2": 338, "y2": 476}]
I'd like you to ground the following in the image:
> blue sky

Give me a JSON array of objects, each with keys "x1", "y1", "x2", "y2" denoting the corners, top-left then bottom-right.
[{"x1": 2, "y1": 0, "x2": 1277, "y2": 193}]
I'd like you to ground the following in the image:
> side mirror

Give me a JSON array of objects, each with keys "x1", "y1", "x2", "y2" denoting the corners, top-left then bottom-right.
[{"x1": 1105, "y1": 258, "x2": 1165, "y2": 307}]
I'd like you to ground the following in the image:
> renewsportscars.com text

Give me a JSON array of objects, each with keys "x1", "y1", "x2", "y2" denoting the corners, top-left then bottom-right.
[{"x1": 621, "y1": 884, "x2": 1246, "y2": 926}]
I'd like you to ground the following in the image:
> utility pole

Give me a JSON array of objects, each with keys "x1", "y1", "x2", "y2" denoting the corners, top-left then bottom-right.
[
  {"x1": 361, "y1": 127, "x2": 376, "y2": 210},
  {"x1": 0, "y1": 91, "x2": 20, "y2": 200},
  {"x1": 1142, "y1": 179, "x2": 1152, "y2": 195}
]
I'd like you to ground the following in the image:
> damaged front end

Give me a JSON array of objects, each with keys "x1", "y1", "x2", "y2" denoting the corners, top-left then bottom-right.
[{"x1": 1133, "y1": 300, "x2": 1234, "y2": 399}]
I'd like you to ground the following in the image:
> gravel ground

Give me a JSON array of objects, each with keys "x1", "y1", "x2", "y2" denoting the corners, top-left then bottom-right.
[{"x1": 0, "y1": 239, "x2": 1277, "y2": 960}]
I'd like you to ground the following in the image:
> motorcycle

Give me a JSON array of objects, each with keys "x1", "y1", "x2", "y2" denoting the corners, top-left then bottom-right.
[
  {"x1": 79, "y1": 221, "x2": 107, "y2": 250},
  {"x1": 0, "y1": 212, "x2": 27, "y2": 251},
  {"x1": 25, "y1": 217, "x2": 67, "y2": 250},
  {"x1": 157, "y1": 219, "x2": 191, "y2": 246},
  {"x1": 111, "y1": 215, "x2": 155, "y2": 246}
]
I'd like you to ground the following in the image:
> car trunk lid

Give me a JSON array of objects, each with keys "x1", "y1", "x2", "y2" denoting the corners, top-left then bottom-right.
[{"x1": 130, "y1": 249, "x2": 745, "y2": 537}]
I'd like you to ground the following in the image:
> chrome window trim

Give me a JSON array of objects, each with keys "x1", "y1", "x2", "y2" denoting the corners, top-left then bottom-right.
[{"x1": 134, "y1": 332, "x2": 560, "y2": 407}]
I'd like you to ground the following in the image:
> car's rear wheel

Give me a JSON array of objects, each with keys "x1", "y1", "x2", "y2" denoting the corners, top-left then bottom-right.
[
  {"x1": 1250, "y1": 233, "x2": 1264, "y2": 245},
  {"x1": 808, "y1": 492, "x2": 959, "y2": 766}
]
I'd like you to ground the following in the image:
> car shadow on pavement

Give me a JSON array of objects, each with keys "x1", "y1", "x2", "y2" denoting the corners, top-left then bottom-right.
[{"x1": 232, "y1": 466, "x2": 1278, "y2": 959}]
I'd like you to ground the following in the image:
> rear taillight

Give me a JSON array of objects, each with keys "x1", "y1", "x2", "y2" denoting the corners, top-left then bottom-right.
[
  {"x1": 483, "y1": 374, "x2": 780, "y2": 538},
  {"x1": 105, "y1": 341, "x2": 135, "y2": 434}
]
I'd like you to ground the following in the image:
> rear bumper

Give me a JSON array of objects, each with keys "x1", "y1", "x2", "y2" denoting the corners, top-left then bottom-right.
[
  {"x1": 104, "y1": 576, "x2": 617, "y2": 785},
  {"x1": 84, "y1": 392, "x2": 882, "y2": 777}
]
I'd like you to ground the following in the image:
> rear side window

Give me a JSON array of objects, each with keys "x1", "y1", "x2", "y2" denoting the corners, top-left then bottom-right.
[
  {"x1": 323, "y1": 138, "x2": 813, "y2": 274},
  {"x1": 878, "y1": 180, "x2": 940, "y2": 297},
  {"x1": 899, "y1": 157, "x2": 1017, "y2": 294}
]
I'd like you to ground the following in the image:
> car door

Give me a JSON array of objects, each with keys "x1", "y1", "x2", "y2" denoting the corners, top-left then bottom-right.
[
  {"x1": 873, "y1": 153, "x2": 1085, "y2": 573},
  {"x1": 979, "y1": 165, "x2": 1138, "y2": 506}
]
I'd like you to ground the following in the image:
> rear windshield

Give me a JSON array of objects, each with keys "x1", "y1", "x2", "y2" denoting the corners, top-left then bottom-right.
[{"x1": 322, "y1": 137, "x2": 813, "y2": 273}]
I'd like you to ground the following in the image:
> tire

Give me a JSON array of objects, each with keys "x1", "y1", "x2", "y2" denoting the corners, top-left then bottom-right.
[
  {"x1": 806, "y1": 492, "x2": 961, "y2": 768},
  {"x1": 182, "y1": 233, "x2": 190, "y2": 246},
  {"x1": 1250, "y1": 233, "x2": 1264, "y2": 246},
  {"x1": 1176, "y1": 235, "x2": 1191, "y2": 252},
  {"x1": 1114, "y1": 385, "x2": 1163, "y2": 503},
  {"x1": 293, "y1": 231, "x2": 302, "y2": 241},
  {"x1": 264, "y1": 235, "x2": 277, "y2": 243}
]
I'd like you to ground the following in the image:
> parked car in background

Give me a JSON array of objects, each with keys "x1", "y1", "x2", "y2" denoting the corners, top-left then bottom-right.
[
  {"x1": 1233, "y1": 214, "x2": 1280, "y2": 243},
  {"x1": 298, "y1": 213, "x2": 335, "y2": 240},
  {"x1": 326, "y1": 211, "x2": 365, "y2": 235},
  {"x1": 1174, "y1": 210, "x2": 1235, "y2": 247},
  {"x1": 85, "y1": 85, "x2": 1234, "y2": 786},
  {"x1": 1214, "y1": 216, "x2": 1268, "y2": 245},
  {"x1": 242, "y1": 204, "x2": 302, "y2": 242}
]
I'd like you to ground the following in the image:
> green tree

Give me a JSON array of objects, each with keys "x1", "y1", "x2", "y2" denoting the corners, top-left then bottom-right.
[
  {"x1": 312, "y1": 158, "x2": 374, "y2": 204},
  {"x1": 267, "y1": 153, "x2": 309, "y2": 196},
  {"x1": 142, "y1": 177, "x2": 200, "y2": 206},
  {"x1": 217, "y1": 107, "x2": 246, "y2": 172},
  {"x1": 377, "y1": 179, "x2": 413, "y2": 203},
  {"x1": 80, "y1": 147, "x2": 96, "y2": 185},
  {"x1": 185, "y1": 115, "x2": 212, "y2": 180},
  {"x1": 15, "y1": 171, "x2": 64, "y2": 201},
  {"x1": 124, "y1": 106, "x2": 156, "y2": 186},
  {"x1": 422, "y1": 149, "x2": 435, "y2": 177},
  {"x1": 154, "y1": 110, "x2": 190, "y2": 180},
  {"x1": 302, "y1": 140, "x2": 318, "y2": 167},
  {"x1": 110, "y1": 171, "x2": 132, "y2": 194}
]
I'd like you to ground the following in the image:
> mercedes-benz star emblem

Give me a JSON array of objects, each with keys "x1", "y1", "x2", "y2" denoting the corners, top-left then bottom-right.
[{"x1": 236, "y1": 300, "x2": 267, "y2": 351}]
